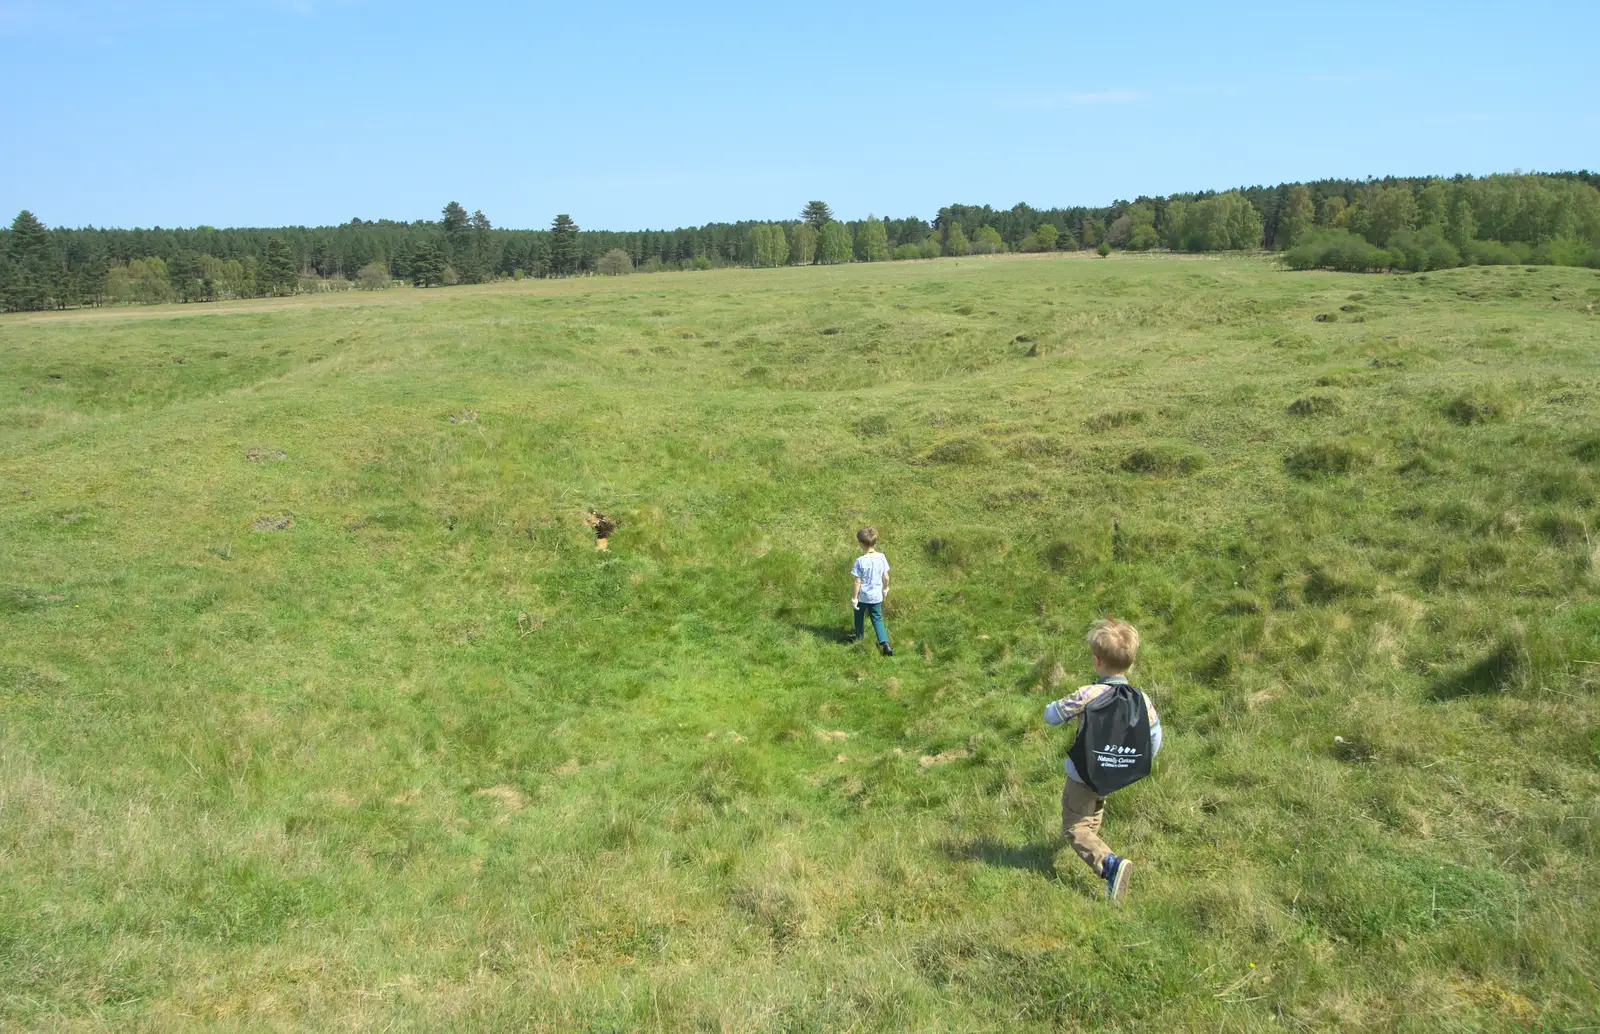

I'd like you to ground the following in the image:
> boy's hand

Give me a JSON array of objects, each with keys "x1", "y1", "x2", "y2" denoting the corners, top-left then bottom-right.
[{"x1": 852, "y1": 599, "x2": 859, "y2": 609}]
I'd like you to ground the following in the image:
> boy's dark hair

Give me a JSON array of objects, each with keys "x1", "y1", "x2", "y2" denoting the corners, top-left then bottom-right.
[{"x1": 857, "y1": 526, "x2": 878, "y2": 547}]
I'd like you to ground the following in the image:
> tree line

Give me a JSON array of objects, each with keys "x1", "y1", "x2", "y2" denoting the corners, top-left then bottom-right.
[{"x1": 3, "y1": 171, "x2": 1598, "y2": 311}]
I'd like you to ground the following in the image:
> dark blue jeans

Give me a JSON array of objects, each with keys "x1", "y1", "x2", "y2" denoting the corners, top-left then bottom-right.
[{"x1": 854, "y1": 600, "x2": 888, "y2": 644}]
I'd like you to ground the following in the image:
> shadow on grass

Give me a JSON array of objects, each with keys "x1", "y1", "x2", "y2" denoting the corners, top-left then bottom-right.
[
  {"x1": 793, "y1": 622, "x2": 854, "y2": 645},
  {"x1": 943, "y1": 838, "x2": 1059, "y2": 878},
  {"x1": 1429, "y1": 640, "x2": 1521, "y2": 701}
]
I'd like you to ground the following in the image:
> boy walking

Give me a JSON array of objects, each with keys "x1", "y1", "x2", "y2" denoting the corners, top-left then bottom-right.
[
  {"x1": 1044, "y1": 618, "x2": 1162, "y2": 902},
  {"x1": 850, "y1": 527, "x2": 893, "y2": 656}
]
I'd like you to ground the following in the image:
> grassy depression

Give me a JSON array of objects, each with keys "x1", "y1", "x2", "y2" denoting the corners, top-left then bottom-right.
[{"x1": 2, "y1": 254, "x2": 1598, "y2": 1032}]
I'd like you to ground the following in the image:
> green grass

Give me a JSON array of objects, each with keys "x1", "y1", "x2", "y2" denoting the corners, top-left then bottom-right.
[{"x1": 3, "y1": 254, "x2": 1598, "y2": 1032}]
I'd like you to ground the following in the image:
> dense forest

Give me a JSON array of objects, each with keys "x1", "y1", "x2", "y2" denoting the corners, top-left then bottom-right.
[{"x1": 3, "y1": 172, "x2": 1599, "y2": 311}]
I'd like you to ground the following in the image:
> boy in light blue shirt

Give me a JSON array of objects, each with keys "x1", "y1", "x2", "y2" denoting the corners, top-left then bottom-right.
[{"x1": 850, "y1": 527, "x2": 893, "y2": 656}]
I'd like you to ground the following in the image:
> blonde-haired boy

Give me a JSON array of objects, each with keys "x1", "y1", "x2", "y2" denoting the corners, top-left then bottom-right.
[{"x1": 1044, "y1": 617, "x2": 1162, "y2": 902}]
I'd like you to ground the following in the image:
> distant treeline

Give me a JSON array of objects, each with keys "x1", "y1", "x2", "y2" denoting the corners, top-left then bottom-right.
[{"x1": 3, "y1": 172, "x2": 1599, "y2": 311}]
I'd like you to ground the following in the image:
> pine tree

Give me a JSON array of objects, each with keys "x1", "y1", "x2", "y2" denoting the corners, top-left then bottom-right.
[
  {"x1": 262, "y1": 236, "x2": 298, "y2": 296},
  {"x1": 410, "y1": 241, "x2": 446, "y2": 287},
  {"x1": 549, "y1": 214, "x2": 580, "y2": 276},
  {"x1": 5, "y1": 210, "x2": 60, "y2": 311},
  {"x1": 441, "y1": 202, "x2": 469, "y2": 240},
  {"x1": 456, "y1": 209, "x2": 492, "y2": 283},
  {"x1": 801, "y1": 201, "x2": 832, "y2": 229}
]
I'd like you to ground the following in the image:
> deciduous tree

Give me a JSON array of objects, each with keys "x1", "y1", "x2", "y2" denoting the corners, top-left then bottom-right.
[
  {"x1": 790, "y1": 223, "x2": 817, "y2": 265},
  {"x1": 855, "y1": 216, "x2": 890, "y2": 261},
  {"x1": 1278, "y1": 186, "x2": 1314, "y2": 249},
  {"x1": 944, "y1": 222, "x2": 969, "y2": 256},
  {"x1": 596, "y1": 248, "x2": 633, "y2": 275},
  {"x1": 357, "y1": 261, "x2": 392, "y2": 289},
  {"x1": 817, "y1": 220, "x2": 853, "y2": 264},
  {"x1": 971, "y1": 225, "x2": 1004, "y2": 254}
]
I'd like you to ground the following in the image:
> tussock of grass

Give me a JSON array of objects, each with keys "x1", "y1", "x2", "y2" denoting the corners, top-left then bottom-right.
[
  {"x1": 1120, "y1": 441, "x2": 1207, "y2": 475},
  {"x1": 1442, "y1": 389, "x2": 1506, "y2": 425},
  {"x1": 1286, "y1": 392, "x2": 1344, "y2": 417},
  {"x1": 1285, "y1": 439, "x2": 1370, "y2": 477},
  {"x1": 923, "y1": 437, "x2": 990, "y2": 465},
  {"x1": 1084, "y1": 408, "x2": 1145, "y2": 431}
]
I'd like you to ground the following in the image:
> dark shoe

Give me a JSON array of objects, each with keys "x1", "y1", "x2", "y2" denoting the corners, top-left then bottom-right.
[
  {"x1": 1103, "y1": 854, "x2": 1131, "y2": 903},
  {"x1": 878, "y1": 642, "x2": 893, "y2": 656}
]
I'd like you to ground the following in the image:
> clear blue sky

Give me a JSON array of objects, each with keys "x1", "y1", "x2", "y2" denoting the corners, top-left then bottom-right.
[{"x1": 2, "y1": 0, "x2": 1595, "y2": 230}]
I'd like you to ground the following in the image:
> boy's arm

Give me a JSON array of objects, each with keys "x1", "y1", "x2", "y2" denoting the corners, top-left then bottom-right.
[
  {"x1": 1043, "y1": 685, "x2": 1100, "y2": 726},
  {"x1": 852, "y1": 576, "x2": 862, "y2": 605}
]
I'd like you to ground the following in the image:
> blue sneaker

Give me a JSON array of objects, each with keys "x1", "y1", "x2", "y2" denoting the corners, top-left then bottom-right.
[{"x1": 1103, "y1": 854, "x2": 1131, "y2": 903}]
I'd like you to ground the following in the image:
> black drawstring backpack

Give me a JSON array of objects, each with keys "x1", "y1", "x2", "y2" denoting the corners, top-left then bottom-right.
[{"x1": 1068, "y1": 682, "x2": 1154, "y2": 795}]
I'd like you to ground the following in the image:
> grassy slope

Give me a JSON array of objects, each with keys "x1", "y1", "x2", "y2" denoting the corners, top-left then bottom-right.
[{"x1": 2, "y1": 255, "x2": 1598, "y2": 1032}]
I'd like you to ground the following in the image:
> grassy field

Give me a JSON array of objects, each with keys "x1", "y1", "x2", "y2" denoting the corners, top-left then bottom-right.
[{"x1": 2, "y1": 253, "x2": 1598, "y2": 1032}]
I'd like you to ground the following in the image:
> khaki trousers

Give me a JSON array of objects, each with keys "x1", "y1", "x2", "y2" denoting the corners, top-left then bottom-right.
[{"x1": 1061, "y1": 778, "x2": 1111, "y2": 876}]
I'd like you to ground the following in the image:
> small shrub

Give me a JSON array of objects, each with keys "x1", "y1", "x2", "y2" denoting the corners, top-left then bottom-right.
[
  {"x1": 1464, "y1": 239, "x2": 1520, "y2": 266},
  {"x1": 1096, "y1": 242, "x2": 1111, "y2": 257},
  {"x1": 1284, "y1": 228, "x2": 1391, "y2": 272},
  {"x1": 1387, "y1": 228, "x2": 1462, "y2": 272},
  {"x1": 1285, "y1": 439, "x2": 1369, "y2": 478},
  {"x1": 1442, "y1": 391, "x2": 1504, "y2": 425},
  {"x1": 1286, "y1": 393, "x2": 1344, "y2": 417},
  {"x1": 1120, "y1": 442, "x2": 1207, "y2": 476},
  {"x1": 925, "y1": 437, "x2": 990, "y2": 465},
  {"x1": 595, "y1": 248, "x2": 633, "y2": 276}
]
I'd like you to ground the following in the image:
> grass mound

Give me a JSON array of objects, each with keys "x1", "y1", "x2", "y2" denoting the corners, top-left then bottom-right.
[
  {"x1": 1286, "y1": 392, "x2": 1344, "y2": 417},
  {"x1": 1120, "y1": 441, "x2": 1208, "y2": 475},
  {"x1": 1442, "y1": 389, "x2": 1506, "y2": 425},
  {"x1": 1285, "y1": 438, "x2": 1371, "y2": 477}
]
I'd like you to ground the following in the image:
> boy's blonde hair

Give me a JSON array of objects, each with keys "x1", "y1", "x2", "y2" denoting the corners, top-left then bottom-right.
[
  {"x1": 857, "y1": 527, "x2": 878, "y2": 547},
  {"x1": 1087, "y1": 617, "x2": 1139, "y2": 672}
]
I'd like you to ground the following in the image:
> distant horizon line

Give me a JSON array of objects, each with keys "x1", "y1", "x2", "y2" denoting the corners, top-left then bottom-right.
[{"x1": 8, "y1": 168, "x2": 1597, "y2": 235}]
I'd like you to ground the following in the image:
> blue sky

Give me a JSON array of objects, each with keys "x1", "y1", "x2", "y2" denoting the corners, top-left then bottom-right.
[{"x1": 2, "y1": 0, "x2": 1595, "y2": 230}]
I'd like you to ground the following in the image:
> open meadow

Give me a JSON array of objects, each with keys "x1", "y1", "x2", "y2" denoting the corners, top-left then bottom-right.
[{"x1": 2, "y1": 254, "x2": 1598, "y2": 1032}]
